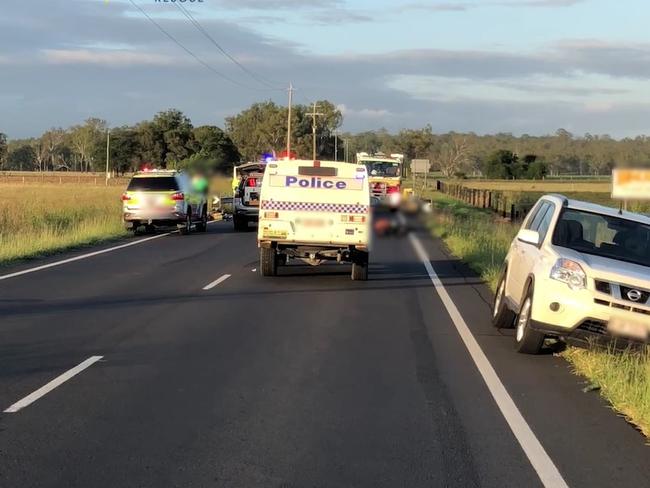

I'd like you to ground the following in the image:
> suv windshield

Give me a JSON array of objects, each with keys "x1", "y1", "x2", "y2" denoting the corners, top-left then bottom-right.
[
  {"x1": 553, "y1": 208, "x2": 650, "y2": 268},
  {"x1": 127, "y1": 177, "x2": 179, "y2": 192},
  {"x1": 363, "y1": 161, "x2": 401, "y2": 177}
]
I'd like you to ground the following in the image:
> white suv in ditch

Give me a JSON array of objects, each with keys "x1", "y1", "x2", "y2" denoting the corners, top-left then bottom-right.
[{"x1": 493, "y1": 194, "x2": 650, "y2": 353}]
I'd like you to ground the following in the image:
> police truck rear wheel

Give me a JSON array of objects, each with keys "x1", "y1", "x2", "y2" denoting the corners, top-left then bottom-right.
[
  {"x1": 260, "y1": 247, "x2": 277, "y2": 277},
  {"x1": 351, "y1": 252, "x2": 369, "y2": 281}
]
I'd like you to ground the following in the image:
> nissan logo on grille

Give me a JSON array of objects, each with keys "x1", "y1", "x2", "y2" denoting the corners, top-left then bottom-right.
[{"x1": 627, "y1": 289, "x2": 643, "y2": 302}]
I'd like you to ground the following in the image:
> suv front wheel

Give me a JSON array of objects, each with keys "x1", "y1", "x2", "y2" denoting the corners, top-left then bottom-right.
[{"x1": 514, "y1": 286, "x2": 545, "y2": 354}]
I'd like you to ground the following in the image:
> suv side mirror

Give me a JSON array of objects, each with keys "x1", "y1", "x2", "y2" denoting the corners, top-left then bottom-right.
[{"x1": 517, "y1": 229, "x2": 541, "y2": 246}]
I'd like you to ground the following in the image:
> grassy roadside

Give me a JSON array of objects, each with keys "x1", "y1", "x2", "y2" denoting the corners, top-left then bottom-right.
[
  {"x1": 426, "y1": 192, "x2": 650, "y2": 438},
  {"x1": 0, "y1": 176, "x2": 233, "y2": 267},
  {"x1": 0, "y1": 185, "x2": 128, "y2": 265}
]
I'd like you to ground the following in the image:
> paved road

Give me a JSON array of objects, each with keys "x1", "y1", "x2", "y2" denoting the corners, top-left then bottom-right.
[{"x1": 0, "y1": 218, "x2": 648, "y2": 487}]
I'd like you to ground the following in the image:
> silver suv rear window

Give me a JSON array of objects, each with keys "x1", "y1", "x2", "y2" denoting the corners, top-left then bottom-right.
[{"x1": 127, "y1": 177, "x2": 179, "y2": 192}]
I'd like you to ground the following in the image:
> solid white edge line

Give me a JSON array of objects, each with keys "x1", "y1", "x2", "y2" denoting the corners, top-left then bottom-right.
[
  {"x1": 203, "y1": 273, "x2": 231, "y2": 290},
  {"x1": 409, "y1": 233, "x2": 569, "y2": 488},
  {"x1": 4, "y1": 356, "x2": 104, "y2": 413},
  {"x1": 0, "y1": 219, "x2": 223, "y2": 282}
]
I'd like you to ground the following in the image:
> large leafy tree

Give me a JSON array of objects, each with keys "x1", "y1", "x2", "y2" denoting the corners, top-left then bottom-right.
[
  {"x1": 153, "y1": 109, "x2": 194, "y2": 165},
  {"x1": 225, "y1": 101, "x2": 287, "y2": 161},
  {"x1": 188, "y1": 125, "x2": 240, "y2": 173},
  {"x1": 6, "y1": 143, "x2": 36, "y2": 171},
  {"x1": 226, "y1": 100, "x2": 343, "y2": 161},
  {"x1": 109, "y1": 127, "x2": 141, "y2": 174},
  {"x1": 69, "y1": 118, "x2": 106, "y2": 171}
]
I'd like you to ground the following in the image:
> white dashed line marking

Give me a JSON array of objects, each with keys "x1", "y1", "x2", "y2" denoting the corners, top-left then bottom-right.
[
  {"x1": 4, "y1": 356, "x2": 104, "y2": 413},
  {"x1": 203, "y1": 274, "x2": 231, "y2": 290}
]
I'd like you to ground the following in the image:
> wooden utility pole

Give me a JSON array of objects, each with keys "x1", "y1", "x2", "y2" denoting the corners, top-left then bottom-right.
[
  {"x1": 334, "y1": 130, "x2": 338, "y2": 161},
  {"x1": 105, "y1": 129, "x2": 111, "y2": 186},
  {"x1": 286, "y1": 83, "x2": 293, "y2": 158},
  {"x1": 307, "y1": 102, "x2": 324, "y2": 161}
]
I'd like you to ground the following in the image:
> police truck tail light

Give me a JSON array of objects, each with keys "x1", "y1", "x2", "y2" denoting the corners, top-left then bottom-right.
[
  {"x1": 247, "y1": 178, "x2": 257, "y2": 187},
  {"x1": 342, "y1": 215, "x2": 367, "y2": 223},
  {"x1": 387, "y1": 185, "x2": 401, "y2": 194},
  {"x1": 121, "y1": 193, "x2": 131, "y2": 202},
  {"x1": 550, "y1": 259, "x2": 587, "y2": 290},
  {"x1": 171, "y1": 192, "x2": 185, "y2": 201},
  {"x1": 264, "y1": 211, "x2": 279, "y2": 219}
]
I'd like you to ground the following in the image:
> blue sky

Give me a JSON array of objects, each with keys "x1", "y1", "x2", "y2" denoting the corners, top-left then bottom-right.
[{"x1": 2, "y1": 0, "x2": 650, "y2": 138}]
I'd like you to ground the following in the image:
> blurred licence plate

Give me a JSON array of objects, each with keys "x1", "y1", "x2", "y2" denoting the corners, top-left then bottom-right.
[
  {"x1": 608, "y1": 317, "x2": 648, "y2": 341},
  {"x1": 263, "y1": 229, "x2": 287, "y2": 239},
  {"x1": 297, "y1": 218, "x2": 326, "y2": 228}
]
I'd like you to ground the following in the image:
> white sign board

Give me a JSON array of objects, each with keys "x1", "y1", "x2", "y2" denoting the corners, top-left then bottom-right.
[
  {"x1": 410, "y1": 159, "x2": 430, "y2": 174},
  {"x1": 612, "y1": 169, "x2": 650, "y2": 200}
]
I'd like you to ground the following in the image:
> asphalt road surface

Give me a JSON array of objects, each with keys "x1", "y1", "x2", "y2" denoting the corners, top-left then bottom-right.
[{"x1": 0, "y1": 218, "x2": 649, "y2": 488}]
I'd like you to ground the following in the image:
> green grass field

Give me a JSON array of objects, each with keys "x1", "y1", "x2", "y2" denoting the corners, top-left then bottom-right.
[{"x1": 426, "y1": 192, "x2": 650, "y2": 438}]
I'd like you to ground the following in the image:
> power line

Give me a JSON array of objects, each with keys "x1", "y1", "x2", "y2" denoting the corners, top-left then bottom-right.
[
  {"x1": 173, "y1": 2, "x2": 283, "y2": 90},
  {"x1": 127, "y1": 0, "x2": 262, "y2": 91}
]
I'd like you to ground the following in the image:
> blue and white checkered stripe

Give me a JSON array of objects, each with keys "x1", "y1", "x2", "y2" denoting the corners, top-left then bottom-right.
[{"x1": 261, "y1": 201, "x2": 369, "y2": 214}]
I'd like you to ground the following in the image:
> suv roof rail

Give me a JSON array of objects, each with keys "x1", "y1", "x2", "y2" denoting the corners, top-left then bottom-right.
[{"x1": 546, "y1": 194, "x2": 569, "y2": 206}]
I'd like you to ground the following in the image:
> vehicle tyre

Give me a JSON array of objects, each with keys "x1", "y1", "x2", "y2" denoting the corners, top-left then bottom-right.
[
  {"x1": 492, "y1": 273, "x2": 515, "y2": 329},
  {"x1": 196, "y1": 205, "x2": 208, "y2": 232},
  {"x1": 514, "y1": 286, "x2": 545, "y2": 354},
  {"x1": 233, "y1": 215, "x2": 247, "y2": 232},
  {"x1": 179, "y1": 211, "x2": 192, "y2": 235},
  {"x1": 351, "y1": 251, "x2": 369, "y2": 281},
  {"x1": 260, "y1": 247, "x2": 277, "y2": 277}
]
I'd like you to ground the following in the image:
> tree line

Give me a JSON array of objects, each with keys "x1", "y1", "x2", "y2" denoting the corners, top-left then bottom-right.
[
  {"x1": 2, "y1": 103, "x2": 649, "y2": 177},
  {"x1": 342, "y1": 126, "x2": 650, "y2": 178},
  {"x1": 0, "y1": 110, "x2": 240, "y2": 175},
  {"x1": 0, "y1": 101, "x2": 343, "y2": 176}
]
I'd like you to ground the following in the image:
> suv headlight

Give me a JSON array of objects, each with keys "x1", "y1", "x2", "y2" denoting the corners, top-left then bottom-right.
[{"x1": 550, "y1": 259, "x2": 587, "y2": 290}]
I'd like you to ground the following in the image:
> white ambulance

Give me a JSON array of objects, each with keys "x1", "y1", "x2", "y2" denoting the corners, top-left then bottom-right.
[{"x1": 257, "y1": 159, "x2": 371, "y2": 280}]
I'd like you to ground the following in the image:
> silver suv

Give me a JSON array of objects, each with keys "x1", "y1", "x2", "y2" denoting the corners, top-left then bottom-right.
[
  {"x1": 493, "y1": 194, "x2": 650, "y2": 353},
  {"x1": 122, "y1": 170, "x2": 208, "y2": 235}
]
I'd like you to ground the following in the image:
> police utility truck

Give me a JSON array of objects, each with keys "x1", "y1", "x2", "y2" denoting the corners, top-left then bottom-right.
[{"x1": 257, "y1": 160, "x2": 371, "y2": 280}]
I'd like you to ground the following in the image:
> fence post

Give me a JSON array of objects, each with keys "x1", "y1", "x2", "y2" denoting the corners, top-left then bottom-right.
[{"x1": 510, "y1": 204, "x2": 516, "y2": 221}]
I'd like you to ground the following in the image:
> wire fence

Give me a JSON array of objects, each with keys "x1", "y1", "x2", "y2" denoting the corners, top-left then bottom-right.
[
  {"x1": 0, "y1": 172, "x2": 130, "y2": 186},
  {"x1": 435, "y1": 180, "x2": 535, "y2": 221}
]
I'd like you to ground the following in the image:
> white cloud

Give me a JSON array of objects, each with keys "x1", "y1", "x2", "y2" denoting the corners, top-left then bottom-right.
[
  {"x1": 387, "y1": 72, "x2": 650, "y2": 106},
  {"x1": 41, "y1": 49, "x2": 181, "y2": 67},
  {"x1": 337, "y1": 104, "x2": 391, "y2": 119}
]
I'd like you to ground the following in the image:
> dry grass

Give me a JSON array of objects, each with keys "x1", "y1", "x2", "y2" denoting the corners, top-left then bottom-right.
[
  {"x1": 427, "y1": 192, "x2": 650, "y2": 438},
  {"x1": 0, "y1": 176, "x2": 233, "y2": 265},
  {"x1": 0, "y1": 184, "x2": 127, "y2": 264},
  {"x1": 459, "y1": 179, "x2": 612, "y2": 193}
]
